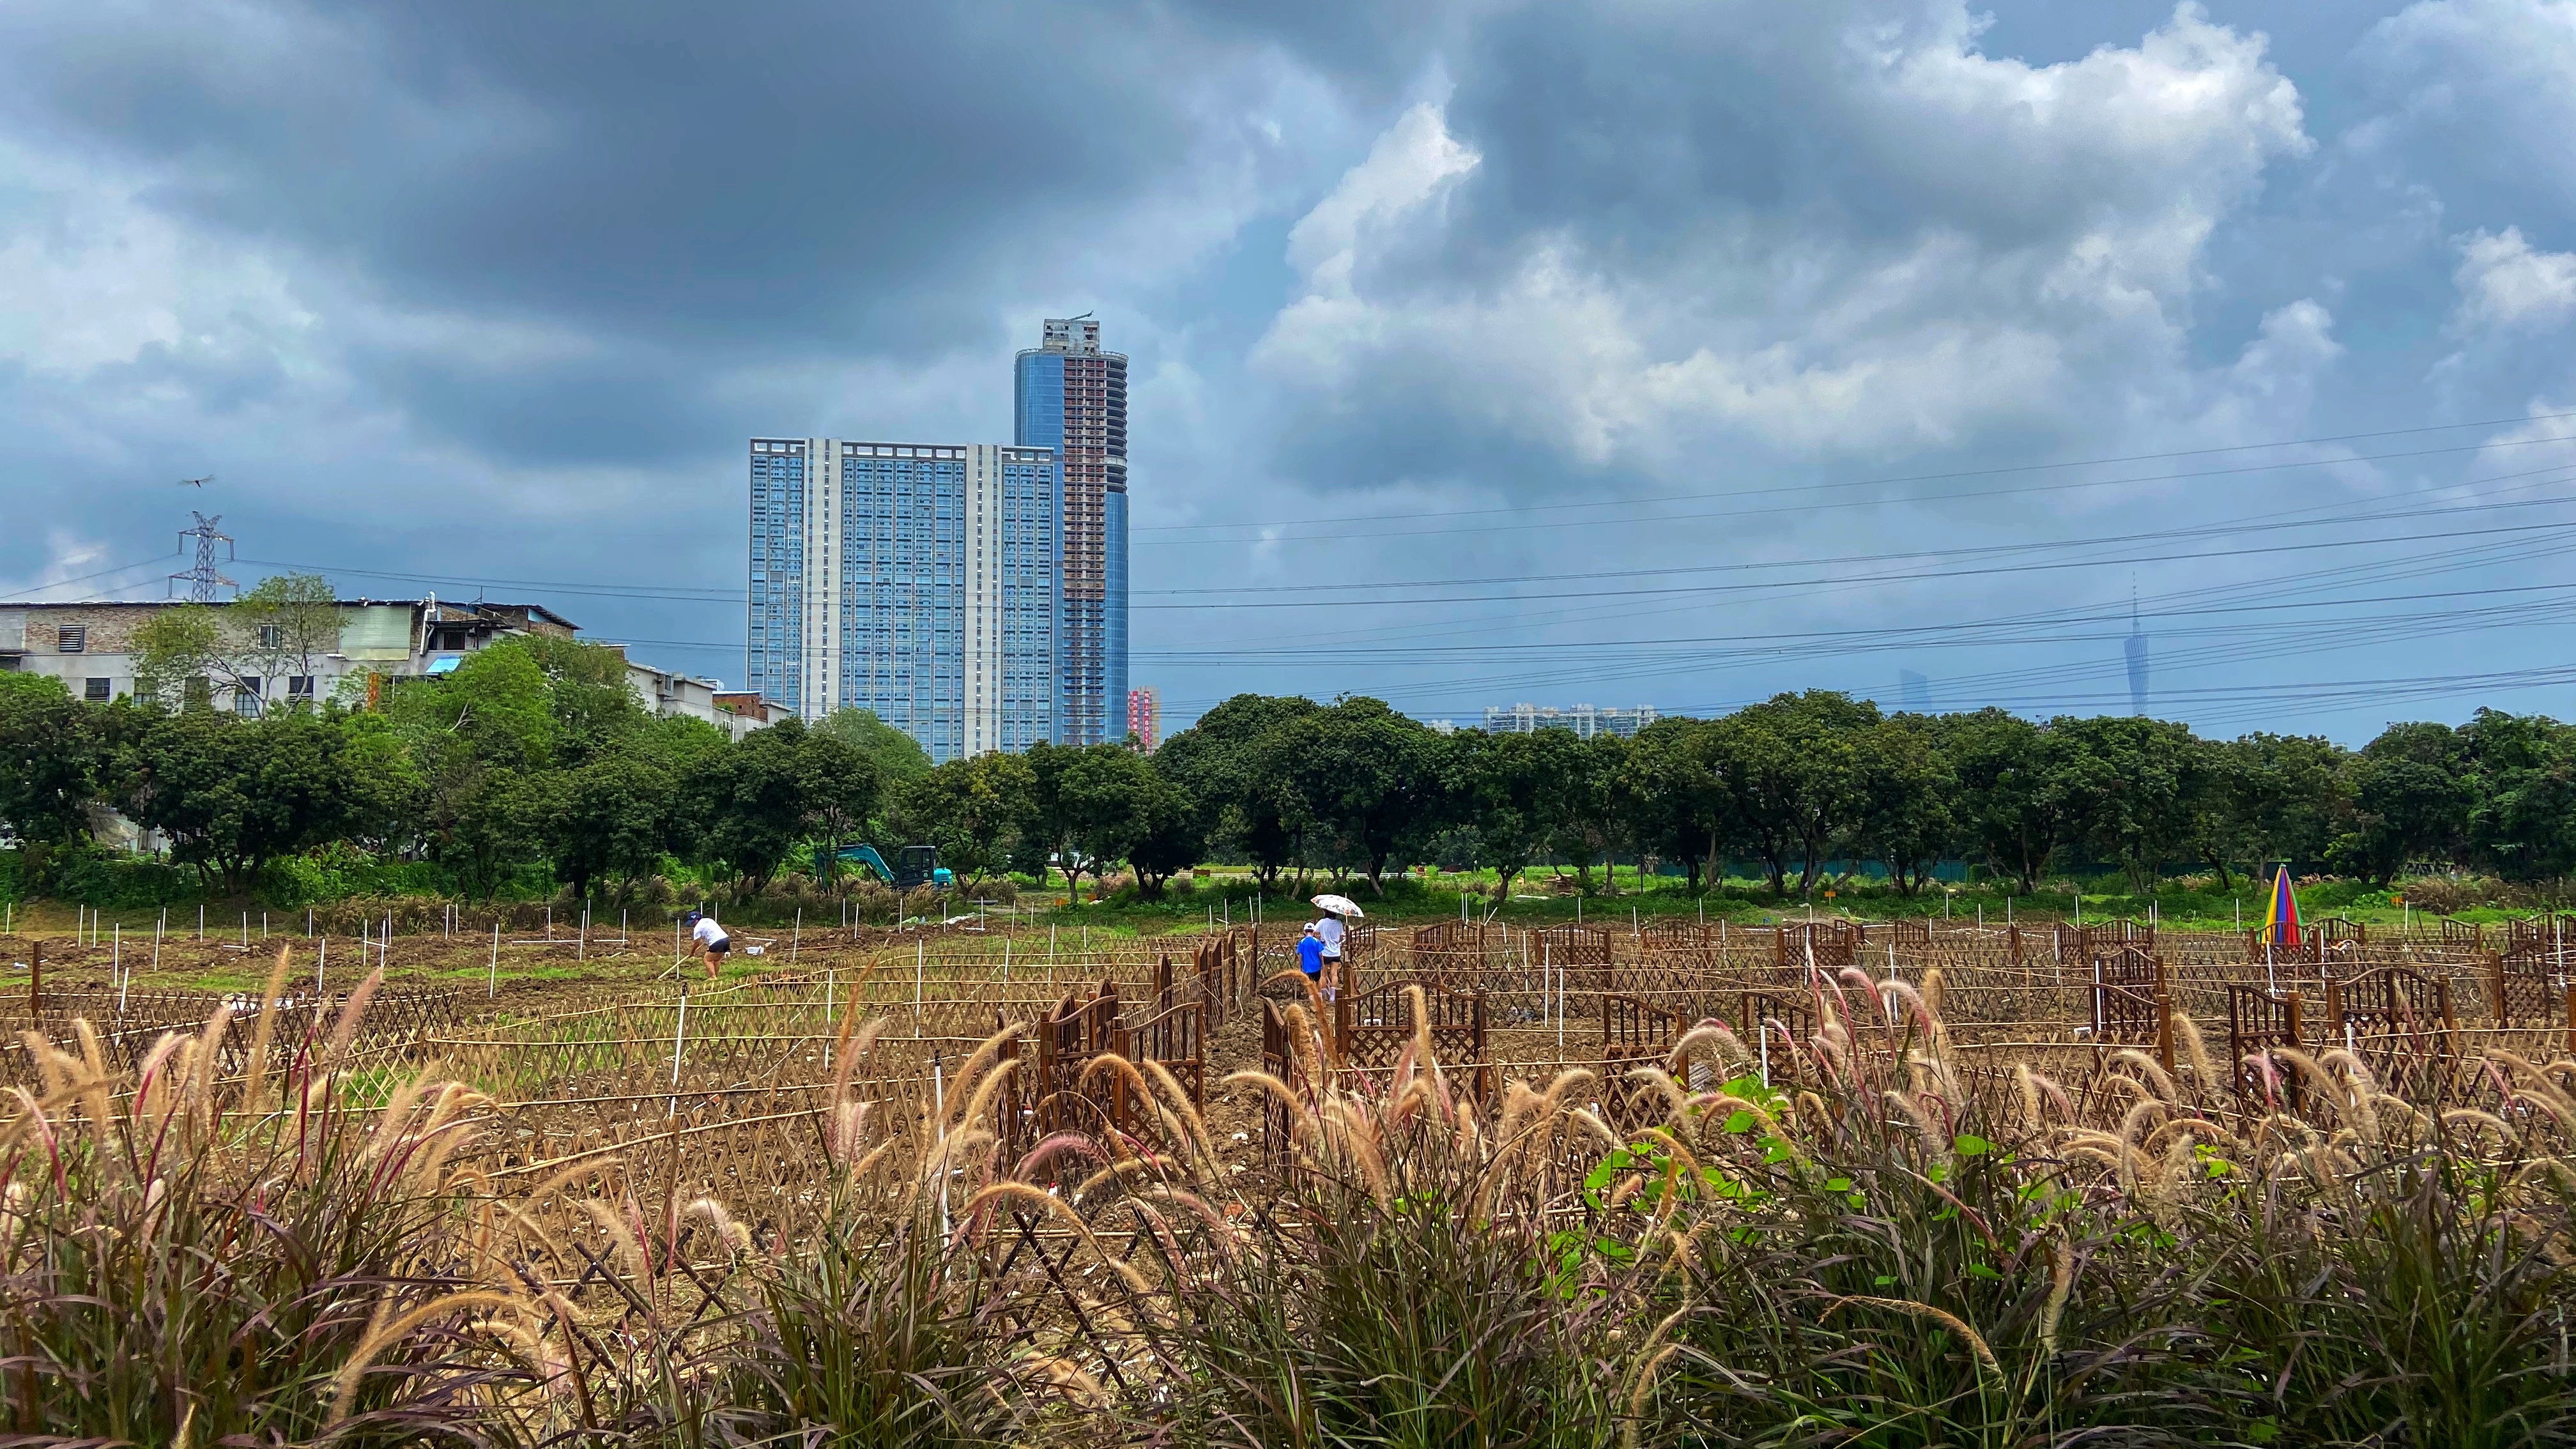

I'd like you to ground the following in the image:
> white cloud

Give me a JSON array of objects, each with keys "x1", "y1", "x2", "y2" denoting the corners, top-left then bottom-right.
[
  {"x1": 2453, "y1": 226, "x2": 2576, "y2": 332},
  {"x1": 2362, "y1": 0, "x2": 2576, "y2": 167},
  {"x1": 1254, "y1": 3, "x2": 2315, "y2": 472},
  {"x1": 0, "y1": 529, "x2": 117, "y2": 599},
  {"x1": 0, "y1": 139, "x2": 316, "y2": 378},
  {"x1": 1284, "y1": 101, "x2": 1481, "y2": 296}
]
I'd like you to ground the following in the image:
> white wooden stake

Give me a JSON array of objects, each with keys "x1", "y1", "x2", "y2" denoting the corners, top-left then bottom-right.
[
  {"x1": 666, "y1": 988, "x2": 688, "y2": 1117},
  {"x1": 490, "y1": 923, "x2": 500, "y2": 997}
]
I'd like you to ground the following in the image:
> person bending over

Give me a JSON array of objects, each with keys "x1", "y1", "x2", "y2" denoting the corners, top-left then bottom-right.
[{"x1": 686, "y1": 909, "x2": 730, "y2": 981}]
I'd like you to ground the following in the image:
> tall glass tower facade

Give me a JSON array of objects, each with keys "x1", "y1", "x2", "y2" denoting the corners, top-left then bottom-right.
[
  {"x1": 1014, "y1": 317, "x2": 1128, "y2": 746},
  {"x1": 748, "y1": 438, "x2": 1057, "y2": 761}
]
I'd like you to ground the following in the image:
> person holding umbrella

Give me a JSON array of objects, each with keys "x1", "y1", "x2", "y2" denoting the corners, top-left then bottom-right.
[{"x1": 1310, "y1": 893, "x2": 1364, "y2": 1002}]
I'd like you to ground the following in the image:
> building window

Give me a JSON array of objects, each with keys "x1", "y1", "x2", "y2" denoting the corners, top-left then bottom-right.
[
  {"x1": 288, "y1": 676, "x2": 316, "y2": 700},
  {"x1": 56, "y1": 625, "x2": 86, "y2": 653},
  {"x1": 84, "y1": 677, "x2": 111, "y2": 702},
  {"x1": 234, "y1": 677, "x2": 264, "y2": 716},
  {"x1": 257, "y1": 623, "x2": 284, "y2": 648}
]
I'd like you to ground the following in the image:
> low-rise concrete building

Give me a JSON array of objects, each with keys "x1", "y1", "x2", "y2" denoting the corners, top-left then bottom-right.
[{"x1": 0, "y1": 598, "x2": 778, "y2": 739}]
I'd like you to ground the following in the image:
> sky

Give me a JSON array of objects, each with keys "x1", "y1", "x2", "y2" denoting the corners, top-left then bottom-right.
[{"x1": 5, "y1": 0, "x2": 2576, "y2": 743}]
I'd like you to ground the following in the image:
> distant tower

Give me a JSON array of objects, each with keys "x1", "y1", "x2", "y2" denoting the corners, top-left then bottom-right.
[
  {"x1": 1015, "y1": 316, "x2": 1128, "y2": 745},
  {"x1": 1899, "y1": 670, "x2": 1932, "y2": 714},
  {"x1": 170, "y1": 512, "x2": 236, "y2": 602},
  {"x1": 1126, "y1": 686, "x2": 1160, "y2": 751},
  {"x1": 2124, "y1": 589, "x2": 2150, "y2": 716}
]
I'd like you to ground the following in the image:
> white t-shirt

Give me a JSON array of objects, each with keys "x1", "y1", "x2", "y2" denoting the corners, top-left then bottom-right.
[
  {"x1": 691, "y1": 917, "x2": 730, "y2": 949},
  {"x1": 1315, "y1": 916, "x2": 1346, "y2": 958}
]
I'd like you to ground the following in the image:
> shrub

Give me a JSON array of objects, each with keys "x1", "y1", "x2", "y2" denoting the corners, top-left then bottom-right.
[{"x1": 0, "y1": 954, "x2": 535, "y2": 1440}]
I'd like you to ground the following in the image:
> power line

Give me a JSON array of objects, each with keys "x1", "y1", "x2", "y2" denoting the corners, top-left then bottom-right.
[
  {"x1": 1133, "y1": 514, "x2": 2576, "y2": 611},
  {"x1": 1135, "y1": 408, "x2": 2576, "y2": 536},
  {"x1": 1140, "y1": 468, "x2": 2576, "y2": 599},
  {"x1": 0, "y1": 552, "x2": 181, "y2": 599},
  {"x1": 1134, "y1": 428, "x2": 2576, "y2": 546},
  {"x1": 224, "y1": 457, "x2": 2576, "y2": 614}
]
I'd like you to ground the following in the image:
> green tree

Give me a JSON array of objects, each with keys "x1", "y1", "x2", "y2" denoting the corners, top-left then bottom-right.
[
  {"x1": 0, "y1": 673, "x2": 102, "y2": 853},
  {"x1": 688, "y1": 719, "x2": 813, "y2": 891},
  {"x1": 1262, "y1": 698, "x2": 1448, "y2": 895},
  {"x1": 1124, "y1": 763, "x2": 1204, "y2": 901},
  {"x1": 2329, "y1": 722, "x2": 2470, "y2": 886},
  {"x1": 1155, "y1": 693, "x2": 1322, "y2": 887},
  {"x1": 1853, "y1": 714, "x2": 1955, "y2": 896},
  {"x1": 233, "y1": 573, "x2": 342, "y2": 704},
  {"x1": 1705, "y1": 691, "x2": 1877, "y2": 897},
  {"x1": 436, "y1": 763, "x2": 551, "y2": 900},
  {"x1": 2196, "y1": 732, "x2": 2350, "y2": 889},
  {"x1": 1545, "y1": 732, "x2": 1635, "y2": 894},
  {"x1": 1452, "y1": 728, "x2": 1575, "y2": 901},
  {"x1": 815, "y1": 707, "x2": 933, "y2": 792},
  {"x1": 550, "y1": 749, "x2": 674, "y2": 900},
  {"x1": 2461, "y1": 709, "x2": 2576, "y2": 882},
  {"x1": 1054, "y1": 744, "x2": 1160, "y2": 893},
  {"x1": 797, "y1": 727, "x2": 881, "y2": 879},
  {"x1": 515, "y1": 634, "x2": 651, "y2": 764},
  {"x1": 1942, "y1": 709, "x2": 2057, "y2": 894},
  {"x1": 129, "y1": 604, "x2": 233, "y2": 709},
  {"x1": 1623, "y1": 717, "x2": 1732, "y2": 894},
  {"x1": 896, "y1": 751, "x2": 1034, "y2": 891},
  {"x1": 385, "y1": 640, "x2": 556, "y2": 769},
  {"x1": 2041, "y1": 715, "x2": 2202, "y2": 892},
  {"x1": 114, "y1": 709, "x2": 359, "y2": 894}
]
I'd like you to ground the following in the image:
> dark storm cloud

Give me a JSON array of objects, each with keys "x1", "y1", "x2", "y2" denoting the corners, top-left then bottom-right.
[
  {"x1": 6, "y1": 0, "x2": 2576, "y2": 738},
  {"x1": 0, "y1": 0, "x2": 1303, "y2": 359}
]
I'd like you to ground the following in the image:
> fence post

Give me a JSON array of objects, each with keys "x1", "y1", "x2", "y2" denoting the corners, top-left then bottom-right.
[
  {"x1": 27, "y1": 937, "x2": 40, "y2": 1025},
  {"x1": 666, "y1": 987, "x2": 688, "y2": 1118}
]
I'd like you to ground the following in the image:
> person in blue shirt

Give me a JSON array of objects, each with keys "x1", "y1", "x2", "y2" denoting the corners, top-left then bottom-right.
[{"x1": 1295, "y1": 923, "x2": 1326, "y2": 992}]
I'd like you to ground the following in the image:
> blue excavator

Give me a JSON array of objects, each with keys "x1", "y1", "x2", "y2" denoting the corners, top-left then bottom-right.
[{"x1": 835, "y1": 843, "x2": 951, "y2": 890}]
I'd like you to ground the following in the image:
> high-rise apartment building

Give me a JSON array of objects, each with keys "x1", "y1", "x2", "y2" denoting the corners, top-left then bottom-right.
[
  {"x1": 1126, "y1": 686, "x2": 1160, "y2": 751},
  {"x1": 747, "y1": 438, "x2": 1058, "y2": 762},
  {"x1": 1015, "y1": 316, "x2": 1128, "y2": 745},
  {"x1": 1481, "y1": 703, "x2": 1659, "y2": 740}
]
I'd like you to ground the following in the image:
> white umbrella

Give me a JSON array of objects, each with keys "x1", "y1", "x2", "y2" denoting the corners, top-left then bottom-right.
[{"x1": 1310, "y1": 894, "x2": 1365, "y2": 919}]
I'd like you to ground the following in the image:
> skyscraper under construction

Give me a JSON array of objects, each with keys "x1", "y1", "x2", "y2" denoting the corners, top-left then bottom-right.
[{"x1": 1015, "y1": 316, "x2": 1128, "y2": 746}]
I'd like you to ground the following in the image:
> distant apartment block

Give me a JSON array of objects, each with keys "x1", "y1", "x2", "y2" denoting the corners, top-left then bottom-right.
[
  {"x1": 1015, "y1": 317, "x2": 1128, "y2": 746},
  {"x1": 1482, "y1": 702, "x2": 1659, "y2": 739},
  {"x1": 747, "y1": 438, "x2": 1059, "y2": 762},
  {"x1": 1126, "y1": 686, "x2": 1160, "y2": 751}
]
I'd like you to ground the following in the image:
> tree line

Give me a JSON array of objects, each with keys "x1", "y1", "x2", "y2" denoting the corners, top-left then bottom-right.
[{"x1": 4, "y1": 636, "x2": 2574, "y2": 902}]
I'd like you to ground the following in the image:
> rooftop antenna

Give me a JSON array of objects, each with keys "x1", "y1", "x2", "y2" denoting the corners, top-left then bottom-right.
[{"x1": 170, "y1": 512, "x2": 237, "y2": 602}]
